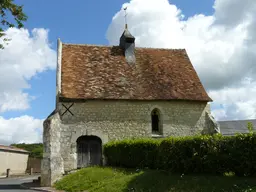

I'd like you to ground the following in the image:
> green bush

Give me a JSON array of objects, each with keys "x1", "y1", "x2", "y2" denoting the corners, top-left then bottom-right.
[
  {"x1": 104, "y1": 138, "x2": 161, "y2": 169},
  {"x1": 103, "y1": 133, "x2": 256, "y2": 176}
]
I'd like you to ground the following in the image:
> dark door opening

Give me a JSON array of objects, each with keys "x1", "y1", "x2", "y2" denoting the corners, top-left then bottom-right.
[
  {"x1": 151, "y1": 109, "x2": 161, "y2": 134},
  {"x1": 77, "y1": 136, "x2": 102, "y2": 168}
]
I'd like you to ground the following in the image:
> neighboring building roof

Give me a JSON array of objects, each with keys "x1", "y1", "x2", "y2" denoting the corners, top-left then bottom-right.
[
  {"x1": 60, "y1": 43, "x2": 212, "y2": 102},
  {"x1": 218, "y1": 119, "x2": 256, "y2": 136},
  {"x1": 0, "y1": 145, "x2": 29, "y2": 154}
]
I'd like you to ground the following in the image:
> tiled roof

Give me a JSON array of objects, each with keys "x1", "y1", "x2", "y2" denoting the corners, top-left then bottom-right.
[
  {"x1": 60, "y1": 43, "x2": 212, "y2": 102},
  {"x1": 0, "y1": 145, "x2": 29, "y2": 153},
  {"x1": 218, "y1": 119, "x2": 256, "y2": 136}
]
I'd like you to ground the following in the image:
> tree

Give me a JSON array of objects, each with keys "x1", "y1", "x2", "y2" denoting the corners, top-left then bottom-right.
[
  {"x1": 0, "y1": 0, "x2": 27, "y2": 49},
  {"x1": 11, "y1": 143, "x2": 43, "y2": 159},
  {"x1": 247, "y1": 122, "x2": 254, "y2": 133}
]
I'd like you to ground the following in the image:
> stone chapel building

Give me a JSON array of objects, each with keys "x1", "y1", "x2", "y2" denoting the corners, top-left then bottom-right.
[{"x1": 41, "y1": 26, "x2": 220, "y2": 186}]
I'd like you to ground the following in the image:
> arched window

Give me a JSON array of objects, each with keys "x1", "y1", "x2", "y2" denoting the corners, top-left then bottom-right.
[{"x1": 151, "y1": 108, "x2": 161, "y2": 134}]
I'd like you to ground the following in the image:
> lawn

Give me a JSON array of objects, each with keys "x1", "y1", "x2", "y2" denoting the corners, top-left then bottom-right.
[{"x1": 54, "y1": 167, "x2": 256, "y2": 192}]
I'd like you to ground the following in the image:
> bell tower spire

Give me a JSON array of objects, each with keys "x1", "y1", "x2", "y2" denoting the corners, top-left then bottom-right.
[{"x1": 119, "y1": 7, "x2": 136, "y2": 65}]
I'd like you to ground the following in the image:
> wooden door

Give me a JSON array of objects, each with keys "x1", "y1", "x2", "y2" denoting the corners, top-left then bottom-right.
[
  {"x1": 89, "y1": 140, "x2": 102, "y2": 166},
  {"x1": 77, "y1": 136, "x2": 102, "y2": 168},
  {"x1": 77, "y1": 140, "x2": 89, "y2": 168}
]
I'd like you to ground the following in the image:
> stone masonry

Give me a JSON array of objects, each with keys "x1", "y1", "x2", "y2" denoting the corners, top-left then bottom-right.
[
  {"x1": 41, "y1": 100, "x2": 219, "y2": 186},
  {"x1": 59, "y1": 100, "x2": 216, "y2": 138}
]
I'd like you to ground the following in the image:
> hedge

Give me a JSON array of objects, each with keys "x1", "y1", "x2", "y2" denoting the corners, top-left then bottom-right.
[{"x1": 103, "y1": 134, "x2": 256, "y2": 176}]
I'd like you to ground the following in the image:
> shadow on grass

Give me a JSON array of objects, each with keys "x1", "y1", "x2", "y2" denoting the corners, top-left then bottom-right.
[{"x1": 123, "y1": 170, "x2": 256, "y2": 192}]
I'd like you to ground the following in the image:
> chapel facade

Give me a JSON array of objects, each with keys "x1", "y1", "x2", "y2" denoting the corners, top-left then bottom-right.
[{"x1": 41, "y1": 26, "x2": 220, "y2": 186}]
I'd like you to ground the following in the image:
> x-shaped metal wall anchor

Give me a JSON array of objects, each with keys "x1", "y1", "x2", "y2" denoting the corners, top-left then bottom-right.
[{"x1": 61, "y1": 103, "x2": 74, "y2": 116}]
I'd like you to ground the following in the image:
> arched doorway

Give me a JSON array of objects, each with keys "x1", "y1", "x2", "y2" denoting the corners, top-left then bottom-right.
[{"x1": 76, "y1": 136, "x2": 102, "y2": 168}]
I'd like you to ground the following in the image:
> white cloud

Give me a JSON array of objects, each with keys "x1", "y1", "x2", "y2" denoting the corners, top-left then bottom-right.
[
  {"x1": 106, "y1": 0, "x2": 256, "y2": 121},
  {"x1": 210, "y1": 79, "x2": 256, "y2": 121},
  {"x1": 0, "y1": 28, "x2": 56, "y2": 113},
  {"x1": 213, "y1": 0, "x2": 255, "y2": 28},
  {"x1": 0, "y1": 116, "x2": 43, "y2": 145},
  {"x1": 107, "y1": 0, "x2": 185, "y2": 48},
  {"x1": 0, "y1": 28, "x2": 55, "y2": 144}
]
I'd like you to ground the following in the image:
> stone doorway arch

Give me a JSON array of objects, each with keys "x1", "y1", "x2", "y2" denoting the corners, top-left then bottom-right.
[{"x1": 76, "y1": 135, "x2": 102, "y2": 168}]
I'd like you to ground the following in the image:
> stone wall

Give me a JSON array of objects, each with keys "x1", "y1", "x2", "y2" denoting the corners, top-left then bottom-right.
[
  {"x1": 59, "y1": 100, "x2": 212, "y2": 139},
  {"x1": 42, "y1": 100, "x2": 219, "y2": 186},
  {"x1": 26, "y1": 157, "x2": 41, "y2": 173},
  {"x1": 41, "y1": 111, "x2": 64, "y2": 187},
  {"x1": 204, "y1": 111, "x2": 220, "y2": 134}
]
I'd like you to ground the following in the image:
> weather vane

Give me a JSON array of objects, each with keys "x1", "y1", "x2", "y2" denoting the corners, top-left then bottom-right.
[{"x1": 124, "y1": 7, "x2": 128, "y2": 29}]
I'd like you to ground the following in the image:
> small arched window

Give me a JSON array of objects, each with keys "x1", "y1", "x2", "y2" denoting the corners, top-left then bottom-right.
[{"x1": 151, "y1": 108, "x2": 161, "y2": 134}]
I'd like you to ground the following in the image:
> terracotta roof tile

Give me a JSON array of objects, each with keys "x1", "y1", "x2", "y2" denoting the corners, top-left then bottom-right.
[{"x1": 60, "y1": 43, "x2": 212, "y2": 102}]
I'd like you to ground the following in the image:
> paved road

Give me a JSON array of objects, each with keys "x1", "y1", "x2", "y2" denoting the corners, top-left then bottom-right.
[{"x1": 0, "y1": 176, "x2": 39, "y2": 192}]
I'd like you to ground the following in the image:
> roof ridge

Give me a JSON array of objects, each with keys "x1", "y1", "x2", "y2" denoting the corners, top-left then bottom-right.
[
  {"x1": 62, "y1": 42, "x2": 186, "y2": 51},
  {"x1": 62, "y1": 43, "x2": 111, "y2": 47},
  {"x1": 0, "y1": 145, "x2": 29, "y2": 153}
]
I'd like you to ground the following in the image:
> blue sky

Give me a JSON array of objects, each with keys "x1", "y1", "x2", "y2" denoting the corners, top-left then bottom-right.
[{"x1": 4, "y1": 0, "x2": 215, "y2": 120}]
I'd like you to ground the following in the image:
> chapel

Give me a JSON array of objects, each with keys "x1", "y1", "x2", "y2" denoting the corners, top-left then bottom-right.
[{"x1": 41, "y1": 24, "x2": 219, "y2": 186}]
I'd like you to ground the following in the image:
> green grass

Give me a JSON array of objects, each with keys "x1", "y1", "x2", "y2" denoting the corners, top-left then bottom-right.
[{"x1": 54, "y1": 167, "x2": 256, "y2": 192}]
